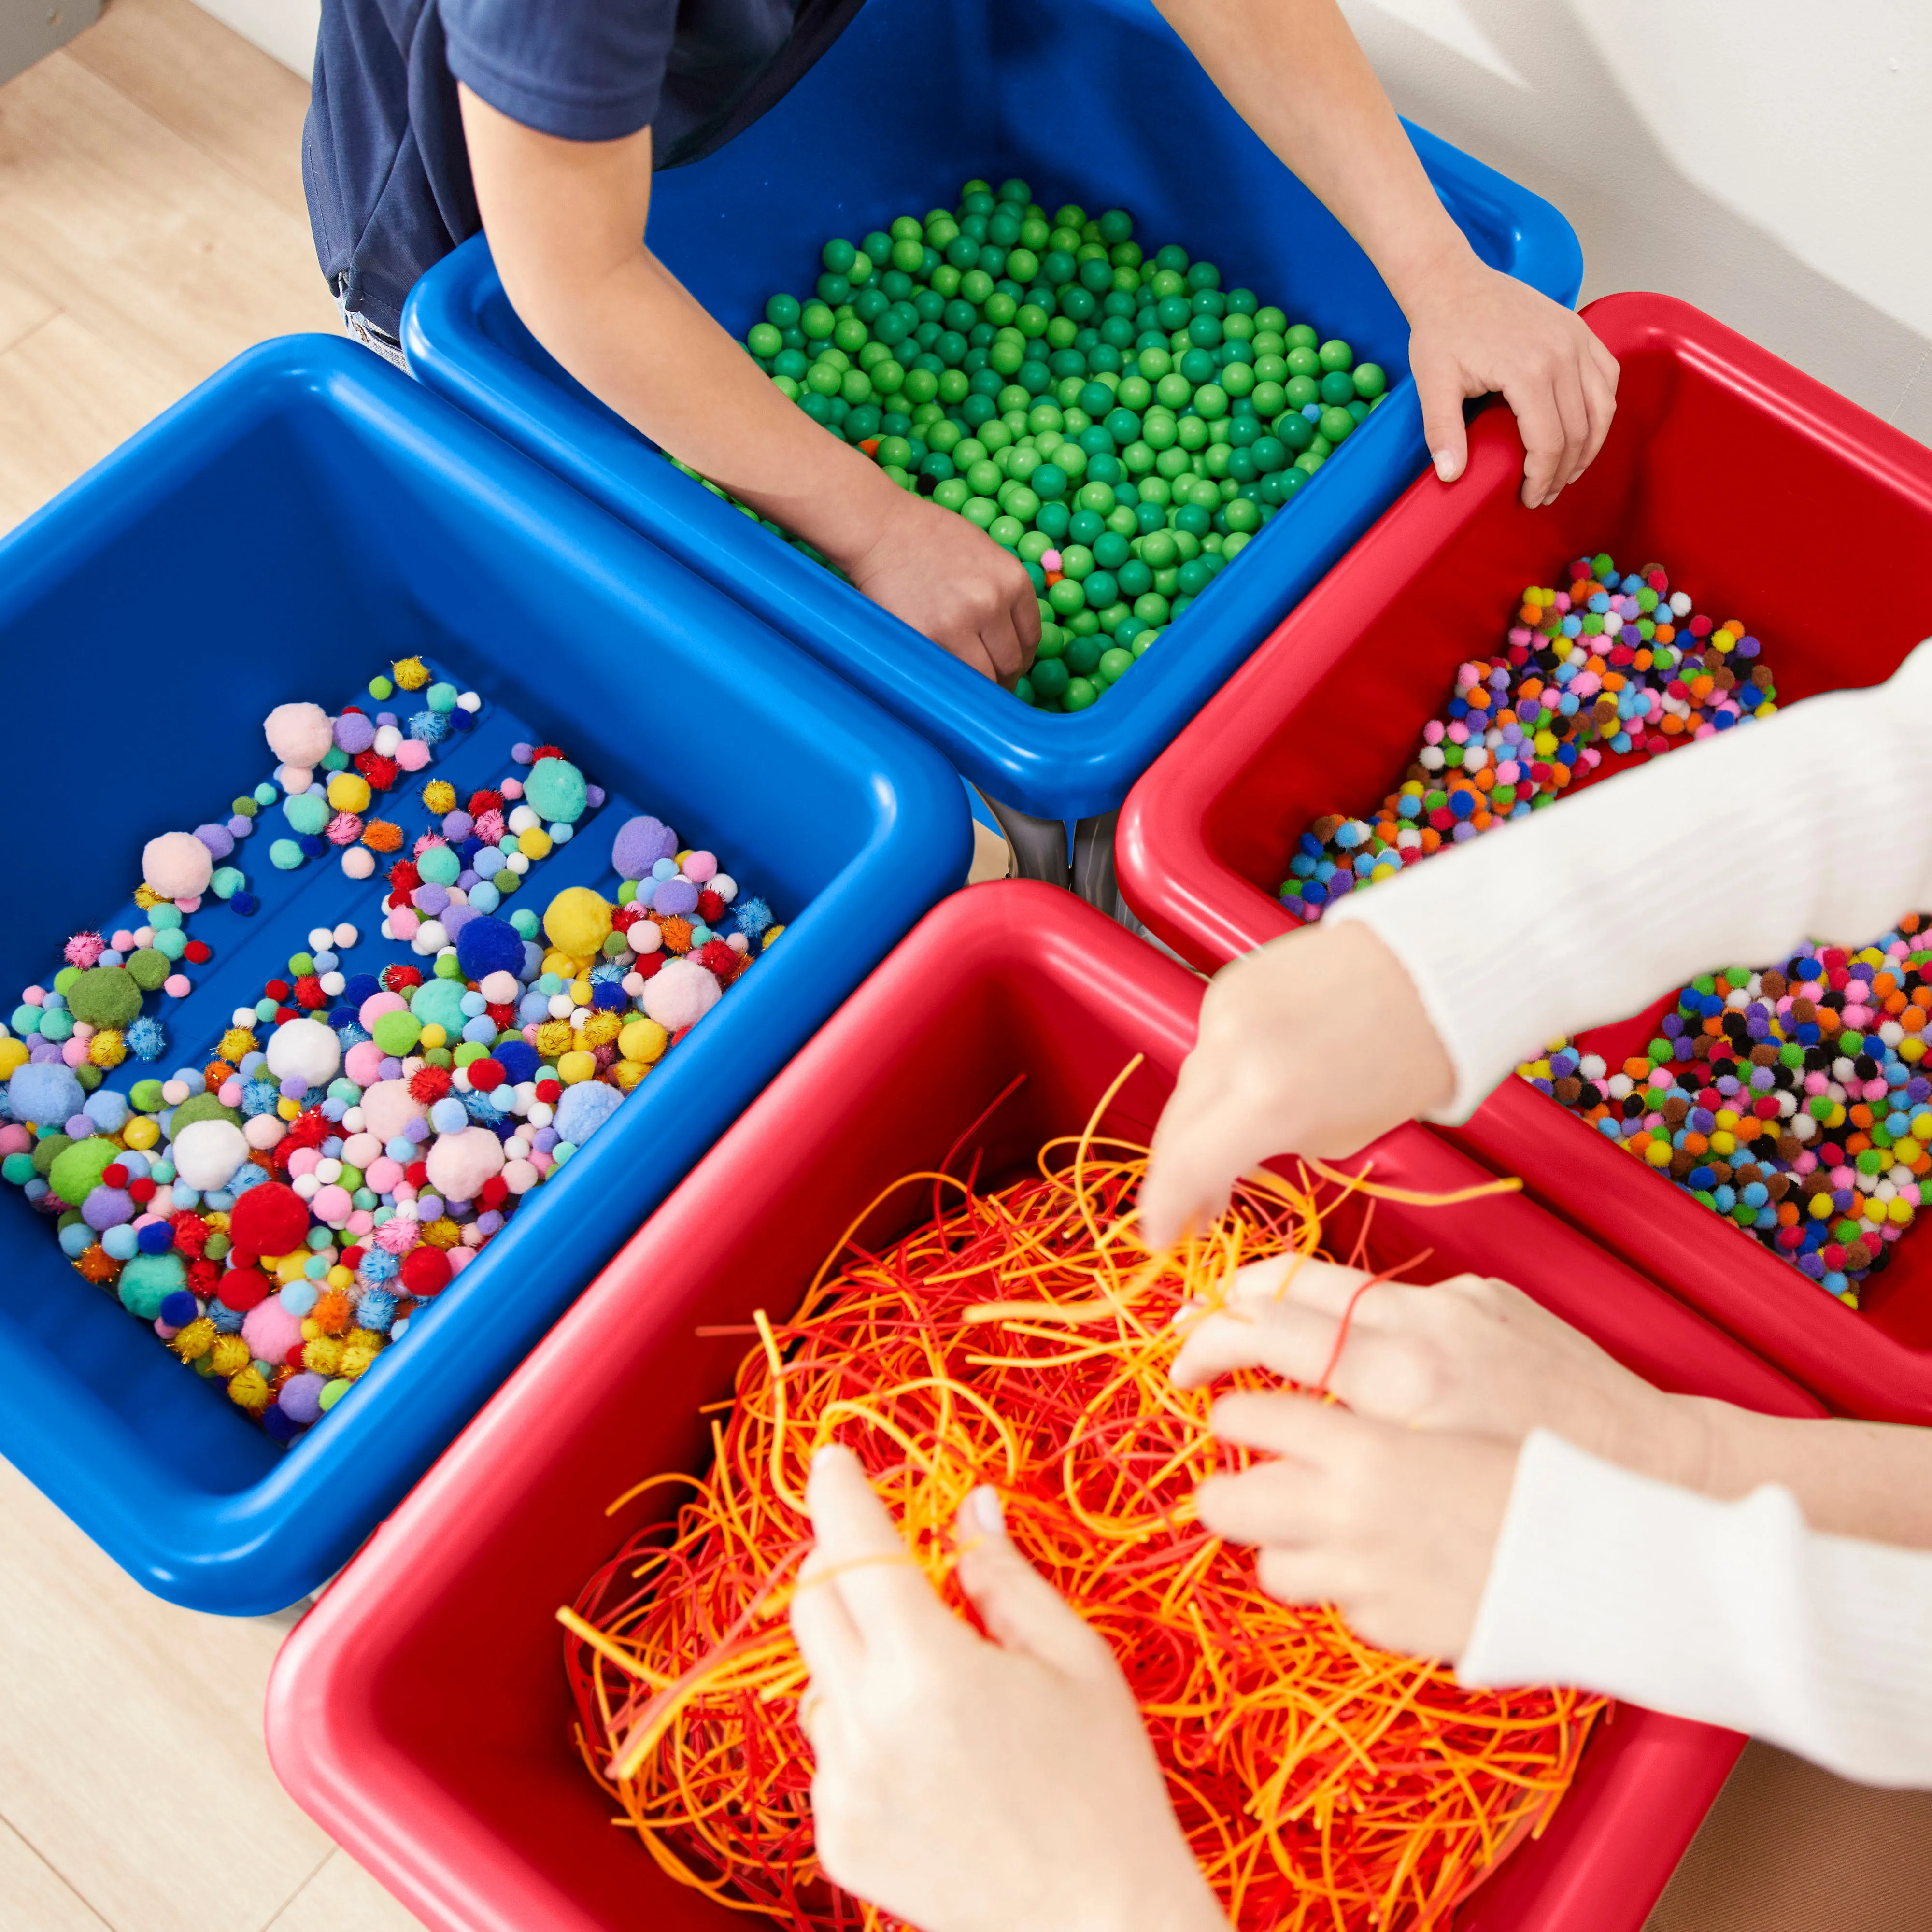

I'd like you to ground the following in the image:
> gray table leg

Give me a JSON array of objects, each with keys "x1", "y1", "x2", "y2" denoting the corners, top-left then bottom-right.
[{"x1": 979, "y1": 794, "x2": 1070, "y2": 887}]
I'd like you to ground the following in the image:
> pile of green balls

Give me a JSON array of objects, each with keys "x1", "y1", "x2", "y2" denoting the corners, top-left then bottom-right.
[{"x1": 691, "y1": 175, "x2": 1387, "y2": 713}]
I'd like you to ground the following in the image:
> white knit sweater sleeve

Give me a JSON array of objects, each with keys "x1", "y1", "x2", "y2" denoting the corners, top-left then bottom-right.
[
  {"x1": 1322, "y1": 641, "x2": 1932, "y2": 1122},
  {"x1": 1459, "y1": 1429, "x2": 1932, "y2": 1788}
]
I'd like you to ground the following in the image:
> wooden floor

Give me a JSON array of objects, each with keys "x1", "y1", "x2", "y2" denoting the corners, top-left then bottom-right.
[
  {"x1": 0, "y1": 0, "x2": 338, "y2": 535},
  {"x1": 0, "y1": 6, "x2": 1928, "y2": 1932}
]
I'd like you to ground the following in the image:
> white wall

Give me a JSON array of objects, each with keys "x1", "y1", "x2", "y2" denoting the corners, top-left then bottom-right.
[
  {"x1": 185, "y1": 0, "x2": 317, "y2": 79},
  {"x1": 1341, "y1": 0, "x2": 1932, "y2": 442}
]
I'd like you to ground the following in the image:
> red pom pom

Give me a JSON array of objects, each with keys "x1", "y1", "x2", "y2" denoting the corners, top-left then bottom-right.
[
  {"x1": 527, "y1": 743, "x2": 566, "y2": 765},
  {"x1": 183, "y1": 939, "x2": 213, "y2": 965},
  {"x1": 295, "y1": 975, "x2": 329, "y2": 1009},
  {"x1": 228, "y1": 1180, "x2": 308, "y2": 1258},
  {"x1": 479, "y1": 1176, "x2": 509, "y2": 1209},
  {"x1": 341, "y1": 1246, "x2": 366, "y2": 1271},
  {"x1": 275, "y1": 1006, "x2": 299, "y2": 1027},
  {"x1": 400, "y1": 1247, "x2": 451, "y2": 1297},
  {"x1": 263, "y1": 979, "x2": 292, "y2": 1001},
  {"x1": 409, "y1": 1064, "x2": 453, "y2": 1104},
  {"x1": 387, "y1": 859, "x2": 422, "y2": 893},
  {"x1": 285, "y1": 1343, "x2": 309, "y2": 1368},
  {"x1": 635, "y1": 952, "x2": 665, "y2": 981},
  {"x1": 170, "y1": 1211, "x2": 210, "y2": 1258},
  {"x1": 468, "y1": 1058, "x2": 505, "y2": 1092},
  {"x1": 611, "y1": 904, "x2": 643, "y2": 933},
  {"x1": 356, "y1": 751, "x2": 400, "y2": 790},
  {"x1": 468, "y1": 788, "x2": 504, "y2": 816},
  {"x1": 405, "y1": 1161, "x2": 430, "y2": 1190},
  {"x1": 102, "y1": 1164, "x2": 128, "y2": 1189},
  {"x1": 283, "y1": 1109, "x2": 329, "y2": 1152},
  {"x1": 217, "y1": 1264, "x2": 272, "y2": 1312},
  {"x1": 697, "y1": 939, "x2": 738, "y2": 979},
  {"x1": 128, "y1": 1177, "x2": 156, "y2": 1205},
  {"x1": 186, "y1": 1256, "x2": 221, "y2": 1295},
  {"x1": 696, "y1": 890, "x2": 725, "y2": 925},
  {"x1": 383, "y1": 963, "x2": 424, "y2": 993},
  {"x1": 535, "y1": 1079, "x2": 562, "y2": 1104},
  {"x1": 485, "y1": 1002, "x2": 516, "y2": 1029}
]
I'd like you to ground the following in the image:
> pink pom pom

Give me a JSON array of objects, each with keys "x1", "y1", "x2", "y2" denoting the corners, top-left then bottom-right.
[
  {"x1": 175, "y1": 896, "x2": 202, "y2": 916},
  {"x1": 218, "y1": 1079, "x2": 243, "y2": 1107},
  {"x1": 164, "y1": 974, "x2": 192, "y2": 999},
  {"x1": 313, "y1": 1184, "x2": 354, "y2": 1224},
  {"x1": 394, "y1": 739, "x2": 432, "y2": 773},
  {"x1": 344, "y1": 1040, "x2": 387, "y2": 1087},
  {"x1": 242, "y1": 1295, "x2": 305, "y2": 1366},
  {"x1": 357, "y1": 990, "x2": 407, "y2": 1029},
  {"x1": 286, "y1": 1146, "x2": 322, "y2": 1179},
  {"x1": 61, "y1": 1038, "x2": 89, "y2": 1067},
  {"x1": 680, "y1": 850, "x2": 718, "y2": 883},
  {"x1": 500, "y1": 778, "x2": 524, "y2": 801},
  {"x1": 64, "y1": 933, "x2": 105, "y2": 968},
  {"x1": 327, "y1": 811, "x2": 364, "y2": 846},
  {"x1": 389, "y1": 908, "x2": 422, "y2": 941},
  {"x1": 346, "y1": 1209, "x2": 376, "y2": 1237},
  {"x1": 424, "y1": 1125, "x2": 505, "y2": 1201},
  {"x1": 0, "y1": 1125, "x2": 31, "y2": 1156},
  {"x1": 365, "y1": 1156, "x2": 405, "y2": 1194}
]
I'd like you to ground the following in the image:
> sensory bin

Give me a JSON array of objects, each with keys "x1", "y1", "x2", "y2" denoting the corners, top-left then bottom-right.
[
  {"x1": 1272, "y1": 552, "x2": 1930, "y2": 1309},
  {"x1": 0, "y1": 660, "x2": 781, "y2": 1449},
  {"x1": 688, "y1": 175, "x2": 1387, "y2": 714}
]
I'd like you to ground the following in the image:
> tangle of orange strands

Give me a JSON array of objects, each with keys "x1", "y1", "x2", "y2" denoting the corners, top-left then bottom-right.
[{"x1": 562, "y1": 1070, "x2": 1605, "y2": 1932}]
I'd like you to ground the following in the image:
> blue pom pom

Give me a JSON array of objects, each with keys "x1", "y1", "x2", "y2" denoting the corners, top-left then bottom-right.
[
  {"x1": 342, "y1": 974, "x2": 381, "y2": 1007},
  {"x1": 356, "y1": 1286, "x2": 399, "y2": 1332},
  {"x1": 232, "y1": 894, "x2": 260, "y2": 916},
  {"x1": 7, "y1": 1061, "x2": 83, "y2": 1127},
  {"x1": 455, "y1": 915, "x2": 524, "y2": 982},
  {"x1": 494, "y1": 1040, "x2": 539, "y2": 1084},
  {"x1": 242, "y1": 1078, "x2": 279, "y2": 1117},
  {"x1": 357, "y1": 1246, "x2": 400, "y2": 1285},
  {"x1": 730, "y1": 896, "x2": 775, "y2": 940},
  {"x1": 448, "y1": 706, "x2": 475, "y2": 731},
  {"x1": 159, "y1": 1290, "x2": 199, "y2": 1327},
  {"x1": 261, "y1": 1406, "x2": 304, "y2": 1445},
  {"x1": 209, "y1": 1298, "x2": 245, "y2": 1332},
  {"x1": 137, "y1": 1221, "x2": 175, "y2": 1255},
  {"x1": 553, "y1": 1080, "x2": 624, "y2": 1146},
  {"x1": 591, "y1": 981, "x2": 628, "y2": 1011},
  {"x1": 461, "y1": 1088, "x2": 504, "y2": 1126},
  {"x1": 408, "y1": 709, "x2": 450, "y2": 744},
  {"x1": 298, "y1": 834, "x2": 329, "y2": 858},
  {"x1": 327, "y1": 1006, "x2": 359, "y2": 1030},
  {"x1": 229, "y1": 1163, "x2": 269, "y2": 1198}
]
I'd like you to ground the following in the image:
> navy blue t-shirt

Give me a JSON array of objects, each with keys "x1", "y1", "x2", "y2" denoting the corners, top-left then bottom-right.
[{"x1": 304, "y1": 0, "x2": 864, "y2": 339}]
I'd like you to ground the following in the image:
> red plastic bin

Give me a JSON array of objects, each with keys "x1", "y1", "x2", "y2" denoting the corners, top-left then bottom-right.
[
  {"x1": 1116, "y1": 291, "x2": 1932, "y2": 1423},
  {"x1": 268, "y1": 881, "x2": 1824, "y2": 1932}
]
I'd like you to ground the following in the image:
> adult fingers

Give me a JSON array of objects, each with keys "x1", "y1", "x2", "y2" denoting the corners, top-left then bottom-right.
[
  {"x1": 1208, "y1": 1388, "x2": 1366, "y2": 1462},
  {"x1": 1507, "y1": 372, "x2": 1568, "y2": 509},
  {"x1": 803, "y1": 1444, "x2": 956, "y2": 1648},
  {"x1": 940, "y1": 626, "x2": 1001, "y2": 681},
  {"x1": 1194, "y1": 1459, "x2": 1331, "y2": 1549},
  {"x1": 1576, "y1": 349, "x2": 1618, "y2": 479},
  {"x1": 1253, "y1": 1543, "x2": 1355, "y2": 1610},
  {"x1": 1140, "y1": 1053, "x2": 1276, "y2": 1251},
  {"x1": 1170, "y1": 1298, "x2": 1346, "y2": 1391},
  {"x1": 952, "y1": 1487, "x2": 1112, "y2": 1680},
  {"x1": 1010, "y1": 580, "x2": 1042, "y2": 665},
  {"x1": 1413, "y1": 343, "x2": 1470, "y2": 484},
  {"x1": 791, "y1": 1549, "x2": 863, "y2": 1693}
]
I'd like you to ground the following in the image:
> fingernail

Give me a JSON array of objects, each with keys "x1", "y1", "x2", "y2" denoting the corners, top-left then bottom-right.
[
  {"x1": 1432, "y1": 450, "x2": 1457, "y2": 481},
  {"x1": 970, "y1": 1485, "x2": 1005, "y2": 1535}
]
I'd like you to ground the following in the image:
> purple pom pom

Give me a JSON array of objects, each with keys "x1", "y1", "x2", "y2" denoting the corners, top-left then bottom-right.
[{"x1": 612, "y1": 815, "x2": 678, "y2": 881}]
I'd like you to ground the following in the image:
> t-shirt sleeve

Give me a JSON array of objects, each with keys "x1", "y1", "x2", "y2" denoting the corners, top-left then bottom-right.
[{"x1": 441, "y1": 0, "x2": 677, "y2": 142}]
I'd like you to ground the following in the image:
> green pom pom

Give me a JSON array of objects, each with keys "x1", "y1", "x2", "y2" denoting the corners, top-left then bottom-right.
[
  {"x1": 120, "y1": 1251, "x2": 186, "y2": 1321},
  {"x1": 66, "y1": 966, "x2": 141, "y2": 1028}
]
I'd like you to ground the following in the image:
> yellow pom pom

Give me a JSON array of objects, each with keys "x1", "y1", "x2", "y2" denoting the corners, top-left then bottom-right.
[
  {"x1": 543, "y1": 886, "x2": 612, "y2": 959},
  {"x1": 210, "y1": 1334, "x2": 253, "y2": 1378},
  {"x1": 219, "y1": 1027, "x2": 258, "y2": 1064},
  {"x1": 327, "y1": 770, "x2": 372, "y2": 814},
  {"x1": 569, "y1": 977, "x2": 594, "y2": 1008},
  {"x1": 519, "y1": 826, "x2": 554, "y2": 862},
  {"x1": 275, "y1": 1250, "x2": 310, "y2": 1284},
  {"x1": 581, "y1": 1011, "x2": 621, "y2": 1049},
  {"x1": 123, "y1": 1116, "x2": 160, "y2": 1151},
  {"x1": 0, "y1": 1038, "x2": 27, "y2": 1080},
  {"x1": 304, "y1": 1336, "x2": 345, "y2": 1377},
  {"x1": 87, "y1": 1029, "x2": 127, "y2": 1069},
  {"x1": 227, "y1": 1367, "x2": 270, "y2": 1412},
  {"x1": 170, "y1": 1317, "x2": 215, "y2": 1363},
  {"x1": 620, "y1": 1017, "x2": 668, "y2": 1065},
  {"x1": 423, "y1": 780, "x2": 457, "y2": 815},
  {"x1": 556, "y1": 1050, "x2": 597, "y2": 1086},
  {"x1": 419, "y1": 1023, "x2": 448, "y2": 1050},
  {"x1": 420, "y1": 1217, "x2": 461, "y2": 1250},
  {"x1": 340, "y1": 1343, "x2": 379, "y2": 1380},
  {"x1": 327, "y1": 1264, "x2": 355, "y2": 1291},
  {"x1": 345, "y1": 1326, "x2": 383, "y2": 1353},
  {"x1": 541, "y1": 949, "x2": 580, "y2": 979},
  {"x1": 610, "y1": 1059, "x2": 649, "y2": 1093},
  {"x1": 760, "y1": 924, "x2": 785, "y2": 952},
  {"x1": 393, "y1": 655, "x2": 430, "y2": 690},
  {"x1": 277, "y1": 1096, "x2": 302, "y2": 1121},
  {"x1": 133, "y1": 883, "x2": 163, "y2": 910},
  {"x1": 534, "y1": 1020, "x2": 573, "y2": 1057}
]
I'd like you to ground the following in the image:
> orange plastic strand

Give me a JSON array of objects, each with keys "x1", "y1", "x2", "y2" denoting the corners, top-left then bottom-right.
[{"x1": 561, "y1": 1084, "x2": 1602, "y2": 1932}]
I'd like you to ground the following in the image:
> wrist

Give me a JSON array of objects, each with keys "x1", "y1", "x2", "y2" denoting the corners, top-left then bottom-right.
[{"x1": 1379, "y1": 225, "x2": 1485, "y2": 326}]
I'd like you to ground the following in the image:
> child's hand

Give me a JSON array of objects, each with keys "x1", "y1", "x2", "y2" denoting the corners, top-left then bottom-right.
[
  {"x1": 1196, "y1": 1394, "x2": 1517, "y2": 1660},
  {"x1": 1139, "y1": 922, "x2": 1454, "y2": 1250},
  {"x1": 1405, "y1": 256, "x2": 1619, "y2": 509},
  {"x1": 1171, "y1": 1256, "x2": 1697, "y2": 1482},
  {"x1": 791, "y1": 1444, "x2": 1227, "y2": 1932},
  {"x1": 843, "y1": 495, "x2": 1041, "y2": 685}
]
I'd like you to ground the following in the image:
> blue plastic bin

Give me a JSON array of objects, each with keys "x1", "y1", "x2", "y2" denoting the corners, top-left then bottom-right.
[
  {"x1": 402, "y1": 0, "x2": 1581, "y2": 823},
  {"x1": 0, "y1": 336, "x2": 968, "y2": 1614}
]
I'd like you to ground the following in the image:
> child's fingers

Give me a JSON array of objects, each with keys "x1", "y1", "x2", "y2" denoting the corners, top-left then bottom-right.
[
  {"x1": 1194, "y1": 1459, "x2": 1330, "y2": 1548},
  {"x1": 1208, "y1": 1388, "x2": 1365, "y2": 1462},
  {"x1": 952, "y1": 1488, "x2": 1112, "y2": 1681},
  {"x1": 804, "y1": 1445, "x2": 956, "y2": 1651},
  {"x1": 1170, "y1": 1299, "x2": 1345, "y2": 1390},
  {"x1": 1412, "y1": 341, "x2": 1471, "y2": 484}
]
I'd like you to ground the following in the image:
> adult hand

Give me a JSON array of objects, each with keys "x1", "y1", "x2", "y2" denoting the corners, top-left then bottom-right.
[
  {"x1": 1171, "y1": 1255, "x2": 1700, "y2": 1484},
  {"x1": 1196, "y1": 1394, "x2": 1516, "y2": 1661},
  {"x1": 843, "y1": 494, "x2": 1041, "y2": 685},
  {"x1": 790, "y1": 1444, "x2": 1226, "y2": 1932},
  {"x1": 1139, "y1": 921, "x2": 1453, "y2": 1251},
  {"x1": 1406, "y1": 255, "x2": 1619, "y2": 509}
]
